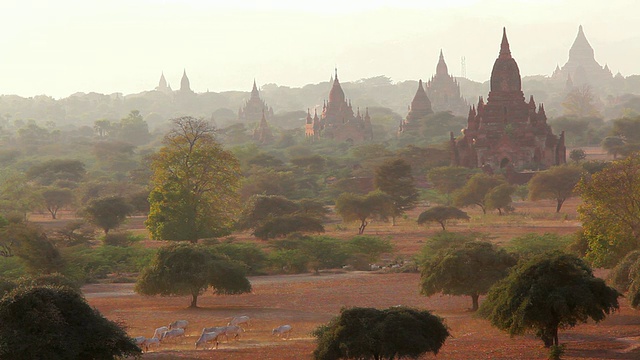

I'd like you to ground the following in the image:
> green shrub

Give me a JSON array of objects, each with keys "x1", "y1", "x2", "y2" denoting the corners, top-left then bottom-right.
[
  {"x1": 211, "y1": 242, "x2": 268, "y2": 275},
  {"x1": 418, "y1": 231, "x2": 490, "y2": 263},
  {"x1": 505, "y1": 233, "x2": 574, "y2": 259},
  {"x1": 268, "y1": 249, "x2": 309, "y2": 274},
  {"x1": 17, "y1": 273, "x2": 81, "y2": 292},
  {"x1": 102, "y1": 231, "x2": 142, "y2": 247}
]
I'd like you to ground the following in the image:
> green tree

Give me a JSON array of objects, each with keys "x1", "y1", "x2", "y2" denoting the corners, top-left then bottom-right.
[
  {"x1": 417, "y1": 206, "x2": 469, "y2": 231},
  {"x1": 40, "y1": 188, "x2": 75, "y2": 219},
  {"x1": 528, "y1": 165, "x2": 584, "y2": 213},
  {"x1": 83, "y1": 196, "x2": 133, "y2": 235},
  {"x1": 146, "y1": 117, "x2": 241, "y2": 242},
  {"x1": 427, "y1": 166, "x2": 473, "y2": 204},
  {"x1": 116, "y1": 110, "x2": 151, "y2": 145},
  {"x1": 0, "y1": 286, "x2": 141, "y2": 359},
  {"x1": 420, "y1": 241, "x2": 516, "y2": 311},
  {"x1": 601, "y1": 136, "x2": 625, "y2": 159},
  {"x1": 374, "y1": 158, "x2": 419, "y2": 225},
  {"x1": 607, "y1": 250, "x2": 640, "y2": 293},
  {"x1": 0, "y1": 222, "x2": 65, "y2": 275},
  {"x1": 252, "y1": 215, "x2": 325, "y2": 240},
  {"x1": 135, "y1": 242, "x2": 251, "y2": 308},
  {"x1": 505, "y1": 233, "x2": 574, "y2": 259},
  {"x1": 345, "y1": 236, "x2": 394, "y2": 265},
  {"x1": 479, "y1": 252, "x2": 620, "y2": 348},
  {"x1": 453, "y1": 173, "x2": 505, "y2": 214},
  {"x1": 25, "y1": 159, "x2": 86, "y2": 186},
  {"x1": 313, "y1": 306, "x2": 449, "y2": 360},
  {"x1": 576, "y1": 154, "x2": 640, "y2": 267},
  {"x1": 335, "y1": 191, "x2": 394, "y2": 234},
  {"x1": 562, "y1": 85, "x2": 601, "y2": 118},
  {"x1": 485, "y1": 183, "x2": 515, "y2": 215},
  {"x1": 93, "y1": 118, "x2": 112, "y2": 139},
  {"x1": 569, "y1": 149, "x2": 587, "y2": 163}
]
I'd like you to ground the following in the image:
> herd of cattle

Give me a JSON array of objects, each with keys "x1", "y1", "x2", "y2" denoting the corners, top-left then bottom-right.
[{"x1": 132, "y1": 316, "x2": 293, "y2": 352}]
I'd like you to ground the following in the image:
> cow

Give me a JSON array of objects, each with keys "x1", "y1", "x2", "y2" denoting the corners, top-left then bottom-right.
[
  {"x1": 195, "y1": 331, "x2": 223, "y2": 350},
  {"x1": 142, "y1": 337, "x2": 160, "y2": 352},
  {"x1": 152, "y1": 326, "x2": 169, "y2": 340},
  {"x1": 272, "y1": 325, "x2": 293, "y2": 339},
  {"x1": 168, "y1": 319, "x2": 189, "y2": 331},
  {"x1": 221, "y1": 325, "x2": 243, "y2": 341},
  {"x1": 201, "y1": 326, "x2": 227, "y2": 335},
  {"x1": 160, "y1": 328, "x2": 185, "y2": 342},
  {"x1": 133, "y1": 336, "x2": 146, "y2": 345},
  {"x1": 228, "y1": 315, "x2": 250, "y2": 329}
]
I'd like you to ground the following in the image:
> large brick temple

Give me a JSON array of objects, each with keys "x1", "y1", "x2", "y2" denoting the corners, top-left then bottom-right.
[
  {"x1": 450, "y1": 28, "x2": 566, "y2": 171},
  {"x1": 305, "y1": 69, "x2": 373, "y2": 143},
  {"x1": 238, "y1": 80, "x2": 275, "y2": 144},
  {"x1": 426, "y1": 50, "x2": 468, "y2": 115}
]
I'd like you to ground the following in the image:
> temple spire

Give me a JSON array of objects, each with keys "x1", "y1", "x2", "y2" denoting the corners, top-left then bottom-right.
[{"x1": 500, "y1": 27, "x2": 511, "y2": 59}]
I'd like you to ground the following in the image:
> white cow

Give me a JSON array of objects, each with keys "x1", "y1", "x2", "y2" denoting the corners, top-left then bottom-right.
[
  {"x1": 228, "y1": 316, "x2": 250, "y2": 329},
  {"x1": 201, "y1": 326, "x2": 227, "y2": 335},
  {"x1": 272, "y1": 325, "x2": 293, "y2": 339},
  {"x1": 152, "y1": 326, "x2": 169, "y2": 340},
  {"x1": 195, "y1": 331, "x2": 223, "y2": 350},
  {"x1": 221, "y1": 325, "x2": 243, "y2": 341},
  {"x1": 168, "y1": 319, "x2": 189, "y2": 331},
  {"x1": 133, "y1": 336, "x2": 146, "y2": 345},
  {"x1": 142, "y1": 337, "x2": 160, "y2": 352},
  {"x1": 160, "y1": 328, "x2": 185, "y2": 342}
]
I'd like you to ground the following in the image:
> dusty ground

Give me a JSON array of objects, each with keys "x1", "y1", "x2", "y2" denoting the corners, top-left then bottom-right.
[{"x1": 37, "y1": 181, "x2": 639, "y2": 359}]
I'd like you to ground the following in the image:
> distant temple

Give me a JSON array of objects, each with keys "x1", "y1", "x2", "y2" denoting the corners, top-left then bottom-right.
[
  {"x1": 426, "y1": 50, "x2": 468, "y2": 115},
  {"x1": 179, "y1": 69, "x2": 194, "y2": 94},
  {"x1": 399, "y1": 79, "x2": 433, "y2": 133},
  {"x1": 238, "y1": 80, "x2": 275, "y2": 144},
  {"x1": 552, "y1": 25, "x2": 613, "y2": 87},
  {"x1": 305, "y1": 69, "x2": 373, "y2": 143},
  {"x1": 155, "y1": 72, "x2": 172, "y2": 93},
  {"x1": 451, "y1": 28, "x2": 566, "y2": 171}
]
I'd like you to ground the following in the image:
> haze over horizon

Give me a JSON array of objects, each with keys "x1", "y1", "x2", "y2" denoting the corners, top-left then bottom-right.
[{"x1": 1, "y1": 0, "x2": 639, "y2": 99}]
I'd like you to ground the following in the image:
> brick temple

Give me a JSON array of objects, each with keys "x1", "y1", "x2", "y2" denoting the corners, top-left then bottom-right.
[{"x1": 426, "y1": 50, "x2": 468, "y2": 115}]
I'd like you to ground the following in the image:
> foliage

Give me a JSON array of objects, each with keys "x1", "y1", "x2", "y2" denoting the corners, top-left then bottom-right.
[
  {"x1": 62, "y1": 245, "x2": 155, "y2": 283},
  {"x1": 115, "y1": 110, "x2": 151, "y2": 146},
  {"x1": 313, "y1": 306, "x2": 450, "y2": 360},
  {"x1": 49, "y1": 220, "x2": 95, "y2": 247},
  {"x1": 529, "y1": 165, "x2": 584, "y2": 213},
  {"x1": 146, "y1": 117, "x2": 241, "y2": 242},
  {"x1": 601, "y1": 136, "x2": 626, "y2": 159},
  {"x1": 427, "y1": 166, "x2": 474, "y2": 204},
  {"x1": 417, "y1": 206, "x2": 469, "y2": 231},
  {"x1": 82, "y1": 196, "x2": 133, "y2": 234},
  {"x1": 210, "y1": 242, "x2": 268, "y2": 275},
  {"x1": 577, "y1": 154, "x2": 640, "y2": 267},
  {"x1": 418, "y1": 231, "x2": 491, "y2": 263},
  {"x1": 17, "y1": 273, "x2": 81, "y2": 293},
  {"x1": 267, "y1": 249, "x2": 309, "y2": 274},
  {"x1": 102, "y1": 231, "x2": 142, "y2": 247},
  {"x1": 479, "y1": 252, "x2": 620, "y2": 347},
  {"x1": 344, "y1": 236, "x2": 394, "y2": 265},
  {"x1": 607, "y1": 250, "x2": 640, "y2": 293},
  {"x1": 420, "y1": 241, "x2": 516, "y2": 311},
  {"x1": 0, "y1": 286, "x2": 141, "y2": 359},
  {"x1": 453, "y1": 173, "x2": 506, "y2": 214},
  {"x1": 485, "y1": 183, "x2": 515, "y2": 215},
  {"x1": 40, "y1": 187, "x2": 75, "y2": 219},
  {"x1": 0, "y1": 222, "x2": 65, "y2": 275},
  {"x1": 25, "y1": 159, "x2": 86, "y2": 186},
  {"x1": 373, "y1": 158, "x2": 419, "y2": 224},
  {"x1": 505, "y1": 233, "x2": 574, "y2": 259},
  {"x1": 569, "y1": 149, "x2": 587, "y2": 163},
  {"x1": 562, "y1": 85, "x2": 601, "y2": 118},
  {"x1": 135, "y1": 242, "x2": 251, "y2": 307},
  {"x1": 335, "y1": 191, "x2": 394, "y2": 234}
]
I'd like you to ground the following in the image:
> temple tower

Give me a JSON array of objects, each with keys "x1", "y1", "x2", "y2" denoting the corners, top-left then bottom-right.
[
  {"x1": 552, "y1": 26, "x2": 613, "y2": 87},
  {"x1": 426, "y1": 50, "x2": 468, "y2": 115},
  {"x1": 399, "y1": 79, "x2": 433, "y2": 133}
]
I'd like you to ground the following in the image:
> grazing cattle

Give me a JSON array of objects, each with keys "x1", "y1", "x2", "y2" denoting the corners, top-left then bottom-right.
[
  {"x1": 201, "y1": 326, "x2": 227, "y2": 335},
  {"x1": 168, "y1": 319, "x2": 189, "y2": 331},
  {"x1": 152, "y1": 326, "x2": 169, "y2": 340},
  {"x1": 228, "y1": 315, "x2": 250, "y2": 329},
  {"x1": 142, "y1": 337, "x2": 160, "y2": 352},
  {"x1": 133, "y1": 336, "x2": 146, "y2": 345},
  {"x1": 160, "y1": 328, "x2": 185, "y2": 342},
  {"x1": 272, "y1": 325, "x2": 293, "y2": 339},
  {"x1": 221, "y1": 325, "x2": 243, "y2": 341},
  {"x1": 195, "y1": 331, "x2": 222, "y2": 350}
]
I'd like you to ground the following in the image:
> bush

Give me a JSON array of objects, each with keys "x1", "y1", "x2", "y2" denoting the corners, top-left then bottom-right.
[
  {"x1": 18, "y1": 273, "x2": 81, "y2": 292},
  {"x1": 102, "y1": 231, "x2": 142, "y2": 247},
  {"x1": 505, "y1": 233, "x2": 574, "y2": 259},
  {"x1": 268, "y1": 249, "x2": 309, "y2": 274},
  {"x1": 61, "y1": 245, "x2": 156, "y2": 283},
  {"x1": 417, "y1": 231, "x2": 490, "y2": 263},
  {"x1": 212, "y1": 242, "x2": 268, "y2": 275}
]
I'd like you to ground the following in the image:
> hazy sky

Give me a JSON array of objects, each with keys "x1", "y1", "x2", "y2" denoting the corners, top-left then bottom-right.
[{"x1": 1, "y1": 0, "x2": 639, "y2": 98}]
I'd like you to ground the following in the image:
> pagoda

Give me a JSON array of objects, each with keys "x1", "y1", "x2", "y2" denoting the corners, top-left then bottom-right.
[
  {"x1": 305, "y1": 69, "x2": 372, "y2": 143},
  {"x1": 238, "y1": 80, "x2": 274, "y2": 124},
  {"x1": 399, "y1": 79, "x2": 433, "y2": 133},
  {"x1": 552, "y1": 26, "x2": 612, "y2": 87},
  {"x1": 451, "y1": 28, "x2": 566, "y2": 171},
  {"x1": 155, "y1": 72, "x2": 172, "y2": 93},
  {"x1": 426, "y1": 50, "x2": 468, "y2": 115},
  {"x1": 252, "y1": 109, "x2": 274, "y2": 144}
]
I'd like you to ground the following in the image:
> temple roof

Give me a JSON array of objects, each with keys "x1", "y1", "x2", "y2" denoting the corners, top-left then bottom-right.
[
  {"x1": 180, "y1": 69, "x2": 191, "y2": 92},
  {"x1": 489, "y1": 28, "x2": 522, "y2": 93},
  {"x1": 407, "y1": 79, "x2": 433, "y2": 120},
  {"x1": 436, "y1": 50, "x2": 449, "y2": 76},
  {"x1": 328, "y1": 68, "x2": 345, "y2": 104},
  {"x1": 569, "y1": 25, "x2": 595, "y2": 61}
]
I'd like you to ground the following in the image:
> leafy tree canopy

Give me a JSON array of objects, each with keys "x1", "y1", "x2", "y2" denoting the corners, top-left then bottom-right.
[
  {"x1": 313, "y1": 306, "x2": 450, "y2": 360},
  {"x1": 417, "y1": 206, "x2": 469, "y2": 231},
  {"x1": 83, "y1": 196, "x2": 133, "y2": 235},
  {"x1": 135, "y1": 242, "x2": 251, "y2": 308},
  {"x1": 0, "y1": 286, "x2": 141, "y2": 359},
  {"x1": 420, "y1": 241, "x2": 515, "y2": 311},
  {"x1": 479, "y1": 252, "x2": 620, "y2": 348},
  {"x1": 453, "y1": 173, "x2": 506, "y2": 214},
  {"x1": 374, "y1": 158, "x2": 419, "y2": 224},
  {"x1": 335, "y1": 191, "x2": 394, "y2": 234},
  {"x1": 529, "y1": 165, "x2": 584, "y2": 213}
]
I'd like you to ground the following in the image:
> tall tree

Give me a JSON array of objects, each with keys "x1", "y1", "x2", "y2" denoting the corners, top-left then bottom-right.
[
  {"x1": 453, "y1": 173, "x2": 505, "y2": 214},
  {"x1": 485, "y1": 183, "x2": 515, "y2": 215},
  {"x1": 417, "y1": 206, "x2": 469, "y2": 231},
  {"x1": 146, "y1": 117, "x2": 241, "y2": 242},
  {"x1": 374, "y1": 158, "x2": 419, "y2": 225},
  {"x1": 479, "y1": 252, "x2": 620, "y2": 348},
  {"x1": 335, "y1": 191, "x2": 394, "y2": 234},
  {"x1": 0, "y1": 222, "x2": 65, "y2": 275},
  {"x1": 576, "y1": 154, "x2": 640, "y2": 267},
  {"x1": 562, "y1": 85, "x2": 601, "y2": 118},
  {"x1": 40, "y1": 188, "x2": 75, "y2": 219},
  {"x1": 420, "y1": 241, "x2": 516, "y2": 311},
  {"x1": 115, "y1": 110, "x2": 151, "y2": 145},
  {"x1": 0, "y1": 286, "x2": 141, "y2": 359},
  {"x1": 135, "y1": 242, "x2": 251, "y2": 308},
  {"x1": 427, "y1": 166, "x2": 474, "y2": 204},
  {"x1": 528, "y1": 165, "x2": 584, "y2": 213},
  {"x1": 313, "y1": 306, "x2": 449, "y2": 360}
]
